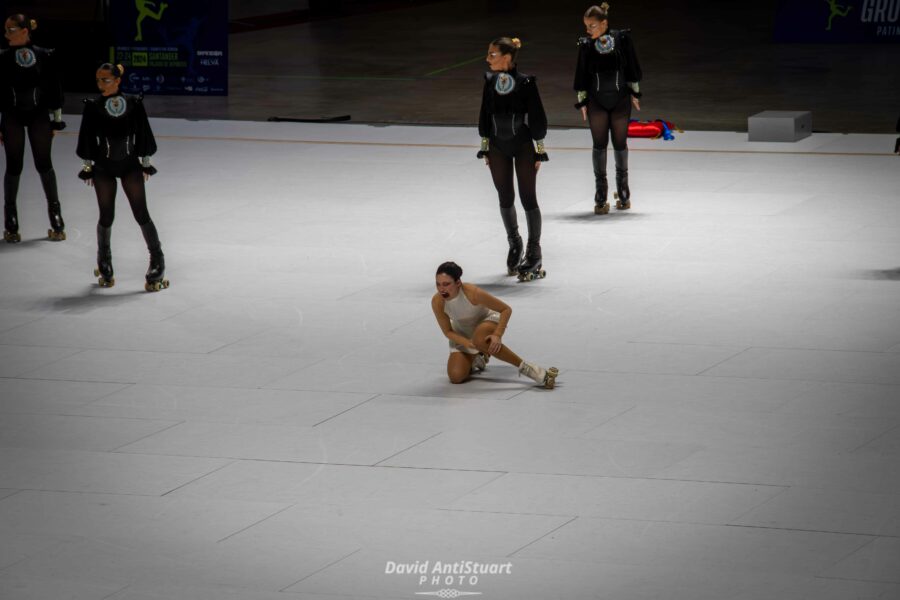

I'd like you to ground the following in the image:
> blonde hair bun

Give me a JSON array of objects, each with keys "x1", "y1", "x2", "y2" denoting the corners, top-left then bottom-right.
[
  {"x1": 511, "y1": 37, "x2": 522, "y2": 48},
  {"x1": 600, "y1": 2, "x2": 610, "y2": 10}
]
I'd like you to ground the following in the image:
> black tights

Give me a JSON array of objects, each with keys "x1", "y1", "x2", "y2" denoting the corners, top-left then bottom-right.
[
  {"x1": 487, "y1": 140, "x2": 539, "y2": 211},
  {"x1": 587, "y1": 96, "x2": 631, "y2": 152},
  {"x1": 1, "y1": 112, "x2": 54, "y2": 176},
  {"x1": 94, "y1": 170, "x2": 152, "y2": 228}
]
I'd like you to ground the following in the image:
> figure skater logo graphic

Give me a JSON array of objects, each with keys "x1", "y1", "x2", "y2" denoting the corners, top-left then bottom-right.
[
  {"x1": 135, "y1": 0, "x2": 169, "y2": 42},
  {"x1": 14, "y1": 48, "x2": 36, "y2": 68},
  {"x1": 824, "y1": 0, "x2": 853, "y2": 31},
  {"x1": 105, "y1": 96, "x2": 128, "y2": 118},
  {"x1": 494, "y1": 72, "x2": 515, "y2": 95}
]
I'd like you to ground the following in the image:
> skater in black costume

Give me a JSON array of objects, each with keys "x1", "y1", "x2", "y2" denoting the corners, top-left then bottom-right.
[
  {"x1": 573, "y1": 3, "x2": 642, "y2": 214},
  {"x1": 477, "y1": 37, "x2": 549, "y2": 282},
  {"x1": 0, "y1": 14, "x2": 66, "y2": 243},
  {"x1": 77, "y1": 63, "x2": 168, "y2": 292}
]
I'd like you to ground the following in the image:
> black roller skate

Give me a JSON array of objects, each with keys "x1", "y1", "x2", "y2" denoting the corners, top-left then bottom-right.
[
  {"x1": 3, "y1": 175, "x2": 21, "y2": 243},
  {"x1": 40, "y1": 169, "x2": 66, "y2": 241},
  {"x1": 94, "y1": 225, "x2": 114, "y2": 287},
  {"x1": 614, "y1": 149, "x2": 631, "y2": 210},
  {"x1": 141, "y1": 221, "x2": 169, "y2": 292},
  {"x1": 500, "y1": 205, "x2": 523, "y2": 275},
  {"x1": 517, "y1": 208, "x2": 546, "y2": 282},
  {"x1": 592, "y1": 148, "x2": 609, "y2": 215}
]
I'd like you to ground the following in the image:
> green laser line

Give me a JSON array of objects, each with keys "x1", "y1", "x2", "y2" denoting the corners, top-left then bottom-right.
[
  {"x1": 424, "y1": 55, "x2": 484, "y2": 77},
  {"x1": 232, "y1": 74, "x2": 417, "y2": 81}
]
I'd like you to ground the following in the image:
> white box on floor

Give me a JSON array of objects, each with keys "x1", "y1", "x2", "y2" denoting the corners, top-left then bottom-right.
[{"x1": 748, "y1": 111, "x2": 812, "y2": 142}]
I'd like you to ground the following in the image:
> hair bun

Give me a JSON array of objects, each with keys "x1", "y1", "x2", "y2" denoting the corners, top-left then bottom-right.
[
  {"x1": 116, "y1": 64, "x2": 126, "y2": 76},
  {"x1": 600, "y1": 2, "x2": 610, "y2": 11},
  {"x1": 29, "y1": 18, "x2": 38, "y2": 30},
  {"x1": 511, "y1": 37, "x2": 522, "y2": 48}
]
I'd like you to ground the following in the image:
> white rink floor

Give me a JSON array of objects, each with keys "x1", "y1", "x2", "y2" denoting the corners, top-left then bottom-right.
[{"x1": 1, "y1": 119, "x2": 899, "y2": 600}]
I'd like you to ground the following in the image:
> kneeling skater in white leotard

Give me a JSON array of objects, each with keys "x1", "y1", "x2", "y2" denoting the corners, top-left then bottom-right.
[{"x1": 431, "y1": 261, "x2": 558, "y2": 388}]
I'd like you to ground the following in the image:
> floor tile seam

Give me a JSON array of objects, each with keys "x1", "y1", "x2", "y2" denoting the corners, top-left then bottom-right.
[
  {"x1": 440, "y1": 471, "x2": 511, "y2": 507},
  {"x1": 814, "y1": 574, "x2": 900, "y2": 585},
  {"x1": 108, "y1": 421, "x2": 190, "y2": 453},
  {"x1": 0, "y1": 487, "x2": 207, "y2": 499},
  {"x1": 279, "y1": 547, "x2": 363, "y2": 591},
  {"x1": 818, "y1": 535, "x2": 881, "y2": 576},
  {"x1": 849, "y1": 422, "x2": 900, "y2": 454},
  {"x1": 160, "y1": 459, "x2": 241, "y2": 497},
  {"x1": 0, "y1": 343, "x2": 288, "y2": 357},
  {"x1": 0, "y1": 411, "x2": 185, "y2": 427},
  {"x1": 0, "y1": 314, "x2": 48, "y2": 337},
  {"x1": 50, "y1": 130, "x2": 895, "y2": 157},
  {"x1": 434, "y1": 509, "x2": 895, "y2": 538},
  {"x1": 215, "y1": 502, "x2": 299, "y2": 544},
  {"x1": 372, "y1": 432, "x2": 446, "y2": 467},
  {"x1": 261, "y1": 385, "x2": 524, "y2": 402},
  {"x1": 312, "y1": 394, "x2": 383, "y2": 428},
  {"x1": 507, "y1": 516, "x2": 580, "y2": 558},
  {"x1": 694, "y1": 346, "x2": 752, "y2": 376}
]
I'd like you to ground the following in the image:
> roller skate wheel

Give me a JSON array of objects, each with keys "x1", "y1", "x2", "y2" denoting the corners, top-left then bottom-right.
[
  {"x1": 539, "y1": 269, "x2": 547, "y2": 278},
  {"x1": 594, "y1": 203, "x2": 609, "y2": 215},
  {"x1": 544, "y1": 367, "x2": 559, "y2": 389},
  {"x1": 161, "y1": 280, "x2": 170, "y2": 289},
  {"x1": 98, "y1": 277, "x2": 114, "y2": 288},
  {"x1": 4, "y1": 231, "x2": 21, "y2": 243},
  {"x1": 507, "y1": 267, "x2": 517, "y2": 276},
  {"x1": 614, "y1": 192, "x2": 619, "y2": 200},
  {"x1": 47, "y1": 229, "x2": 66, "y2": 241}
]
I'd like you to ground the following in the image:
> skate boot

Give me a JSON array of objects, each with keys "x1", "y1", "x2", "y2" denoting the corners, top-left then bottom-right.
[
  {"x1": 614, "y1": 149, "x2": 631, "y2": 210},
  {"x1": 141, "y1": 221, "x2": 169, "y2": 292},
  {"x1": 517, "y1": 208, "x2": 546, "y2": 282},
  {"x1": 3, "y1": 174, "x2": 21, "y2": 243},
  {"x1": 40, "y1": 169, "x2": 66, "y2": 241},
  {"x1": 471, "y1": 352, "x2": 489, "y2": 374},
  {"x1": 518, "y1": 360, "x2": 559, "y2": 389},
  {"x1": 500, "y1": 205, "x2": 523, "y2": 275},
  {"x1": 592, "y1": 148, "x2": 609, "y2": 214},
  {"x1": 94, "y1": 225, "x2": 114, "y2": 287}
]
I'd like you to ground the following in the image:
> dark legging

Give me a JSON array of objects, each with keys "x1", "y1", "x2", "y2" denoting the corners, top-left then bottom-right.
[
  {"x1": 487, "y1": 139, "x2": 539, "y2": 211},
  {"x1": 587, "y1": 95, "x2": 631, "y2": 152},
  {"x1": 93, "y1": 169, "x2": 152, "y2": 228},
  {"x1": 1, "y1": 112, "x2": 54, "y2": 176}
]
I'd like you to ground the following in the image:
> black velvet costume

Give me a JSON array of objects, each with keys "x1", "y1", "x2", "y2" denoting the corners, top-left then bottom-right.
[
  {"x1": 574, "y1": 30, "x2": 642, "y2": 210},
  {"x1": 77, "y1": 92, "x2": 166, "y2": 290},
  {"x1": 477, "y1": 68, "x2": 549, "y2": 278},
  {"x1": 0, "y1": 43, "x2": 66, "y2": 240}
]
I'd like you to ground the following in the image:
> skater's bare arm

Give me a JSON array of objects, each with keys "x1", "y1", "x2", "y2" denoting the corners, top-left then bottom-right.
[
  {"x1": 431, "y1": 294, "x2": 476, "y2": 350},
  {"x1": 465, "y1": 285, "x2": 511, "y2": 353}
]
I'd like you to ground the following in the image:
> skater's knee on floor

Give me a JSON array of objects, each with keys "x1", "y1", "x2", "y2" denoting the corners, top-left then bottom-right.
[{"x1": 447, "y1": 370, "x2": 469, "y2": 384}]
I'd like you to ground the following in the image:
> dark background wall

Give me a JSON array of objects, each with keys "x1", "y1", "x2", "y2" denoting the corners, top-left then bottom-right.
[{"x1": 4, "y1": 0, "x2": 899, "y2": 132}]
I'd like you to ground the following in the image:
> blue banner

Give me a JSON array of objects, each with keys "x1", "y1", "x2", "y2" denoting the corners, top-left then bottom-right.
[
  {"x1": 110, "y1": 0, "x2": 228, "y2": 95},
  {"x1": 775, "y1": 0, "x2": 900, "y2": 42}
]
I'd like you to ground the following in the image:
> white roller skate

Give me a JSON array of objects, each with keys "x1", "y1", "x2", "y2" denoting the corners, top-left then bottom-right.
[
  {"x1": 471, "y1": 352, "x2": 489, "y2": 373},
  {"x1": 518, "y1": 360, "x2": 559, "y2": 389}
]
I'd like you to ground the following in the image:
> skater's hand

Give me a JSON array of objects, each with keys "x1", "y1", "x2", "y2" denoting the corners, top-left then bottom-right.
[
  {"x1": 143, "y1": 172, "x2": 151, "y2": 182},
  {"x1": 484, "y1": 155, "x2": 490, "y2": 167},
  {"x1": 631, "y1": 96, "x2": 641, "y2": 111},
  {"x1": 485, "y1": 334, "x2": 502, "y2": 355},
  {"x1": 581, "y1": 106, "x2": 587, "y2": 122},
  {"x1": 534, "y1": 161, "x2": 541, "y2": 172}
]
